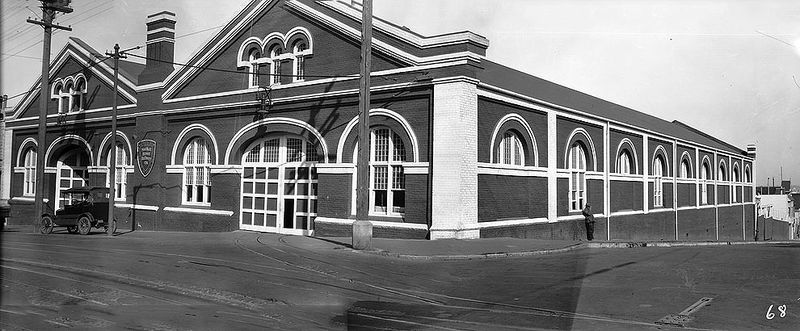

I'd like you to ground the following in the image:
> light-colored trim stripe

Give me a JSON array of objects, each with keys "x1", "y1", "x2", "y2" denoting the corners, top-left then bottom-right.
[
  {"x1": 314, "y1": 217, "x2": 429, "y2": 230},
  {"x1": 116, "y1": 203, "x2": 160, "y2": 211},
  {"x1": 146, "y1": 37, "x2": 175, "y2": 45},
  {"x1": 477, "y1": 163, "x2": 548, "y2": 177},
  {"x1": 163, "y1": 207, "x2": 234, "y2": 216}
]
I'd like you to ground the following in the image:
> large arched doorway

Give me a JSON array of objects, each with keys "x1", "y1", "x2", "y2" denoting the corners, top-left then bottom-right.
[
  {"x1": 240, "y1": 135, "x2": 321, "y2": 235},
  {"x1": 55, "y1": 149, "x2": 90, "y2": 210}
]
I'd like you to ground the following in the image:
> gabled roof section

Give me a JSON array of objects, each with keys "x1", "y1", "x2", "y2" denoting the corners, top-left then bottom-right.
[
  {"x1": 478, "y1": 60, "x2": 746, "y2": 155},
  {"x1": 9, "y1": 37, "x2": 140, "y2": 120},
  {"x1": 160, "y1": 0, "x2": 489, "y2": 101}
]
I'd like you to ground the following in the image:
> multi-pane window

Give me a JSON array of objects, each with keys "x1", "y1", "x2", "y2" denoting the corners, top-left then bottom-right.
[
  {"x1": 370, "y1": 128, "x2": 406, "y2": 215},
  {"x1": 183, "y1": 138, "x2": 212, "y2": 204},
  {"x1": 568, "y1": 143, "x2": 587, "y2": 211},
  {"x1": 653, "y1": 156, "x2": 665, "y2": 207},
  {"x1": 701, "y1": 162, "x2": 710, "y2": 204},
  {"x1": 106, "y1": 144, "x2": 127, "y2": 200},
  {"x1": 72, "y1": 77, "x2": 86, "y2": 111},
  {"x1": 732, "y1": 166, "x2": 740, "y2": 202},
  {"x1": 248, "y1": 49, "x2": 261, "y2": 88},
  {"x1": 293, "y1": 41, "x2": 307, "y2": 82},
  {"x1": 745, "y1": 168, "x2": 751, "y2": 183},
  {"x1": 681, "y1": 159, "x2": 691, "y2": 178},
  {"x1": 617, "y1": 151, "x2": 632, "y2": 174},
  {"x1": 270, "y1": 46, "x2": 282, "y2": 85},
  {"x1": 23, "y1": 149, "x2": 36, "y2": 196},
  {"x1": 499, "y1": 131, "x2": 523, "y2": 166}
]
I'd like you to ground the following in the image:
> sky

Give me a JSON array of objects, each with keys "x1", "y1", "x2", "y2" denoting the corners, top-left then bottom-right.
[{"x1": 2, "y1": 0, "x2": 799, "y2": 186}]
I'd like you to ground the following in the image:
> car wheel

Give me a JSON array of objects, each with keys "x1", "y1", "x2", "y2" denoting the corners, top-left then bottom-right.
[
  {"x1": 39, "y1": 216, "x2": 54, "y2": 234},
  {"x1": 106, "y1": 219, "x2": 117, "y2": 235},
  {"x1": 67, "y1": 226, "x2": 78, "y2": 234},
  {"x1": 77, "y1": 216, "x2": 92, "y2": 235}
]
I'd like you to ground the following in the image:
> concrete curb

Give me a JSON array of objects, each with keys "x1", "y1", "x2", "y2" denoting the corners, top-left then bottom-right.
[
  {"x1": 587, "y1": 240, "x2": 798, "y2": 248},
  {"x1": 350, "y1": 243, "x2": 588, "y2": 261},
  {"x1": 351, "y1": 240, "x2": 798, "y2": 260}
]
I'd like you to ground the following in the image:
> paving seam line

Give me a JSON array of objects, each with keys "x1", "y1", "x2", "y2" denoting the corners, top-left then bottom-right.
[{"x1": 350, "y1": 243, "x2": 588, "y2": 260}]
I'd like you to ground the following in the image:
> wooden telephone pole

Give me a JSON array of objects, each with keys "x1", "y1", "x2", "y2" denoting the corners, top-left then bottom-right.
[
  {"x1": 105, "y1": 44, "x2": 139, "y2": 236},
  {"x1": 353, "y1": 0, "x2": 373, "y2": 249},
  {"x1": 27, "y1": 0, "x2": 72, "y2": 233}
]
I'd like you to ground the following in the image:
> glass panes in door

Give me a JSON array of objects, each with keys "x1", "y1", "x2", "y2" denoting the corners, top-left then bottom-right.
[{"x1": 240, "y1": 136, "x2": 320, "y2": 235}]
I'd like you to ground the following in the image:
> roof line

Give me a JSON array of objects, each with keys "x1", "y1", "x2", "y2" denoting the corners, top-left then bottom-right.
[{"x1": 671, "y1": 120, "x2": 745, "y2": 155}]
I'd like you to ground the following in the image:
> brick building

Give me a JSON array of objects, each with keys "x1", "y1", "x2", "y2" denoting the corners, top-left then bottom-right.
[{"x1": 2, "y1": 0, "x2": 757, "y2": 240}]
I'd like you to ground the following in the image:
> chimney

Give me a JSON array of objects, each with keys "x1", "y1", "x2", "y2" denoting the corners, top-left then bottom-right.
[
  {"x1": 746, "y1": 144, "x2": 756, "y2": 159},
  {"x1": 139, "y1": 11, "x2": 176, "y2": 85}
]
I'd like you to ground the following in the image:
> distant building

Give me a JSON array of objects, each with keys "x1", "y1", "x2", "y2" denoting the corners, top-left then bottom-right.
[{"x1": 2, "y1": 0, "x2": 757, "y2": 241}]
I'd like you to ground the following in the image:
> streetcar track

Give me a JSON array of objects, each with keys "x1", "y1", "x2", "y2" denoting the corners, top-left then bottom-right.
[
  {"x1": 0, "y1": 276, "x2": 109, "y2": 306},
  {"x1": 1, "y1": 263, "x2": 187, "y2": 306}
]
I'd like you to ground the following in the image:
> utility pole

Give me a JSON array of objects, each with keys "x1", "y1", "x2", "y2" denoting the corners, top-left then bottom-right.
[
  {"x1": 353, "y1": 0, "x2": 373, "y2": 250},
  {"x1": 105, "y1": 44, "x2": 139, "y2": 236},
  {"x1": 27, "y1": 0, "x2": 72, "y2": 233}
]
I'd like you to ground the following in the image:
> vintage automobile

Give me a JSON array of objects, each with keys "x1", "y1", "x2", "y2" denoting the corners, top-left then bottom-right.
[{"x1": 39, "y1": 186, "x2": 117, "y2": 235}]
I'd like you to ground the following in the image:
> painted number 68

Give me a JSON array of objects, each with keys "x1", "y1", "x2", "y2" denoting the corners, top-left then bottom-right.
[{"x1": 766, "y1": 304, "x2": 787, "y2": 320}]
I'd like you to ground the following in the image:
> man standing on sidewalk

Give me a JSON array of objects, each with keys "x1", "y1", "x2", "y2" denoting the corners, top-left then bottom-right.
[{"x1": 582, "y1": 203, "x2": 595, "y2": 241}]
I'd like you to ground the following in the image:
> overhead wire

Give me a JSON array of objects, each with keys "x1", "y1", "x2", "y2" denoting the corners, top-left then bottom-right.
[{"x1": 4, "y1": 55, "x2": 112, "y2": 103}]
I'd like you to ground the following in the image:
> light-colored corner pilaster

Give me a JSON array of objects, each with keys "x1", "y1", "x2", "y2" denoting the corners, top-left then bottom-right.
[
  {"x1": 1, "y1": 128, "x2": 12, "y2": 202},
  {"x1": 548, "y1": 111, "x2": 557, "y2": 223},
  {"x1": 429, "y1": 80, "x2": 479, "y2": 240},
  {"x1": 695, "y1": 148, "x2": 700, "y2": 207},
  {"x1": 673, "y1": 140, "x2": 678, "y2": 240},
  {"x1": 714, "y1": 151, "x2": 719, "y2": 240}
]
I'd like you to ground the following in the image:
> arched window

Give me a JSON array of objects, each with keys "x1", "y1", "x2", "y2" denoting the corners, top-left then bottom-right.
[
  {"x1": 248, "y1": 48, "x2": 261, "y2": 88},
  {"x1": 499, "y1": 131, "x2": 524, "y2": 166},
  {"x1": 183, "y1": 138, "x2": 212, "y2": 204},
  {"x1": 745, "y1": 167, "x2": 751, "y2": 183},
  {"x1": 269, "y1": 46, "x2": 283, "y2": 85},
  {"x1": 680, "y1": 159, "x2": 691, "y2": 178},
  {"x1": 617, "y1": 150, "x2": 632, "y2": 174},
  {"x1": 52, "y1": 81, "x2": 65, "y2": 113},
  {"x1": 63, "y1": 81, "x2": 74, "y2": 112},
  {"x1": 72, "y1": 76, "x2": 86, "y2": 111},
  {"x1": 718, "y1": 163, "x2": 727, "y2": 182},
  {"x1": 106, "y1": 143, "x2": 127, "y2": 201},
  {"x1": 365, "y1": 128, "x2": 406, "y2": 215},
  {"x1": 701, "y1": 160, "x2": 710, "y2": 204},
  {"x1": 292, "y1": 40, "x2": 307, "y2": 82},
  {"x1": 568, "y1": 143, "x2": 587, "y2": 211},
  {"x1": 653, "y1": 156, "x2": 665, "y2": 207},
  {"x1": 23, "y1": 148, "x2": 37, "y2": 196},
  {"x1": 732, "y1": 165, "x2": 740, "y2": 203}
]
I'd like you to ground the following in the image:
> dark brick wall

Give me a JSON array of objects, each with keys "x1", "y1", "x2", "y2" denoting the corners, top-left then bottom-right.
[
  {"x1": 610, "y1": 181, "x2": 642, "y2": 212},
  {"x1": 677, "y1": 208, "x2": 716, "y2": 241},
  {"x1": 477, "y1": 97, "x2": 547, "y2": 167},
  {"x1": 648, "y1": 181, "x2": 674, "y2": 209},
  {"x1": 609, "y1": 211, "x2": 676, "y2": 241},
  {"x1": 718, "y1": 205, "x2": 744, "y2": 241},
  {"x1": 717, "y1": 185, "x2": 730, "y2": 204},
  {"x1": 173, "y1": 5, "x2": 402, "y2": 99},
  {"x1": 757, "y1": 216, "x2": 792, "y2": 241},
  {"x1": 588, "y1": 179, "x2": 604, "y2": 214},
  {"x1": 478, "y1": 175, "x2": 547, "y2": 221},
  {"x1": 744, "y1": 186, "x2": 753, "y2": 203},
  {"x1": 744, "y1": 204, "x2": 756, "y2": 240},
  {"x1": 677, "y1": 183, "x2": 695, "y2": 207},
  {"x1": 158, "y1": 210, "x2": 237, "y2": 232},
  {"x1": 404, "y1": 174, "x2": 429, "y2": 225},
  {"x1": 481, "y1": 217, "x2": 607, "y2": 241},
  {"x1": 317, "y1": 173, "x2": 351, "y2": 219}
]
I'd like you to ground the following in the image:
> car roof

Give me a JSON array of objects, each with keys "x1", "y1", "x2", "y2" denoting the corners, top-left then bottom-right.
[{"x1": 63, "y1": 186, "x2": 110, "y2": 193}]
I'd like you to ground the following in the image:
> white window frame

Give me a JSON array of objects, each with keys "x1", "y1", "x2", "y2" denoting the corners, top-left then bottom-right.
[
  {"x1": 653, "y1": 157, "x2": 664, "y2": 207},
  {"x1": 269, "y1": 46, "x2": 283, "y2": 86},
  {"x1": 106, "y1": 144, "x2": 128, "y2": 201},
  {"x1": 732, "y1": 166, "x2": 740, "y2": 202},
  {"x1": 701, "y1": 162, "x2": 710, "y2": 205},
  {"x1": 354, "y1": 128, "x2": 407, "y2": 216},
  {"x1": 247, "y1": 49, "x2": 262, "y2": 88},
  {"x1": 23, "y1": 149, "x2": 36, "y2": 196},
  {"x1": 292, "y1": 41, "x2": 308, "y2": 82},
  {"x1": 617, "y1": 151, "x2": 632, "y2": 174},
  {"x1": 498, "y1": 131, "x2": 524, "y2": 166},
  {"x1": 568, "y1": 144, "x2": 587, "y2": 212},
  {"x1": 680, "y1": 159, "x2": 691, "y2": 178},
  {"x1": 183, "y1": 138, "x2": 212, "y2": 206},
  {"x1": 71, "y1": 77, "x2": 86, "y2": 112}
]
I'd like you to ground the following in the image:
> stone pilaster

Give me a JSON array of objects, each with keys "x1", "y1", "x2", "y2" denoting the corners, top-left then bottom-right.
[{"x1": 429, "y1": 80, "x2": 478, "y2": 239}]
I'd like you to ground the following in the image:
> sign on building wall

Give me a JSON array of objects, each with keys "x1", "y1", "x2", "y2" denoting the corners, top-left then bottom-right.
[{"x1": 137, "y1": 139, "x2": 156, "y2": 177}]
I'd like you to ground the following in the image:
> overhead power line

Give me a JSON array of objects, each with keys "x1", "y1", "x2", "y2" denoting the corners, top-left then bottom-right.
[{"x1": 4, "y1": 55, "x2": 112, "y2": 103}]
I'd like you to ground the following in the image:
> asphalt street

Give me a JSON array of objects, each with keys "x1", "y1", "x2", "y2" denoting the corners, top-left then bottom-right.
[{"x1": 1, "y1": 228, "x2": 798, "y2": 330}]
